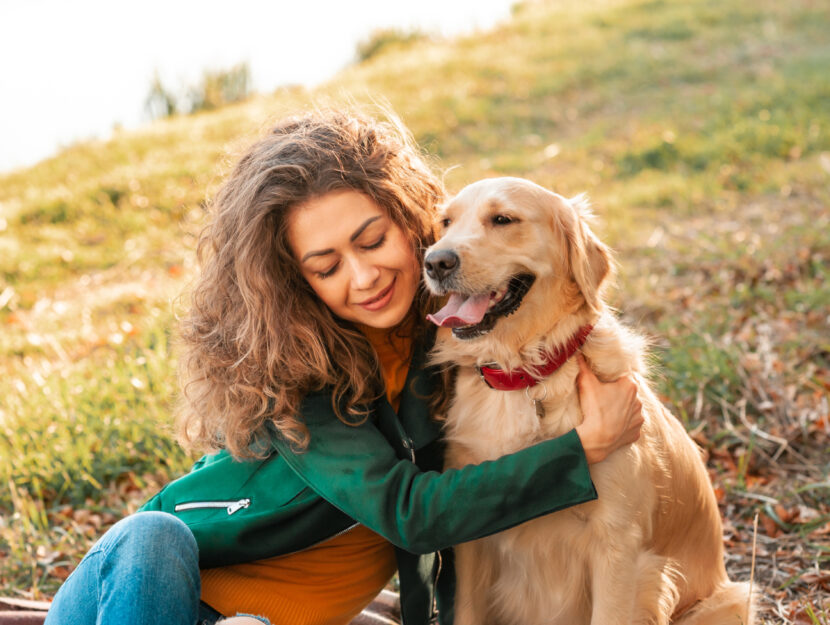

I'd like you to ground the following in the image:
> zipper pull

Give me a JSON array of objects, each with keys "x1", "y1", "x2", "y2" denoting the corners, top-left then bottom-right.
[
  {"x1": 227, "y1": 498, "x2": 251, "y2": 515},
  {"x1": 401, "y1": 437, "x2": 415, "y2": 462}
]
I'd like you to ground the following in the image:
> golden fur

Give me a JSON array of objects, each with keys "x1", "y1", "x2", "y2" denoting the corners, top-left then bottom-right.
[{"x1": 426, "y1": 178, "x2": 754, "y2": 625}]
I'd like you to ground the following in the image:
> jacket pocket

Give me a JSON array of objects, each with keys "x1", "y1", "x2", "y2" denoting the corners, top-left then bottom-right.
[
  {"x1": 174, "y1": 498, "x2": 251, "y2": 515},
  {"x1": 140, "y1": 450, "x2": 308, "y2": 517}
]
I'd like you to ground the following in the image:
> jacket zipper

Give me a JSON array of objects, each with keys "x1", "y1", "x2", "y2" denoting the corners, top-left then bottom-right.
[
  {"x1": 403, "y1": 428, "x2": 440, "y2": 623},
  {"x1": 430, "y1": 549, "x2": 443, "y2": 624},
  {"x1": 174, "y1": 498, "x2": 251, "y2": 515},
  {"x1": 402, "y1": 435, "x2": 416, "y2": 462},
  {"x1": 272, "y1": 521, "x2": 361, "y2": 558},
  {"x1": 174, "y1": 497, "x2": 360, "y2": 555}
]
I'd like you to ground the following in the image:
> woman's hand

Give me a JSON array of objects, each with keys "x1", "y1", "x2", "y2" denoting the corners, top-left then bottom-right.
[{"x1": 573, "y1": 355, "x2": 644, "y2": 464}]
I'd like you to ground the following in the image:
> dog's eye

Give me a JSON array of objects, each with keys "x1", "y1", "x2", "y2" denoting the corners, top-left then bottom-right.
[
  {"x1": 492, "y1": 214, "x2": 516, "y2": 226},
  {"x1": 440, "y1": 218, "x2": 452, "y2": 228}
]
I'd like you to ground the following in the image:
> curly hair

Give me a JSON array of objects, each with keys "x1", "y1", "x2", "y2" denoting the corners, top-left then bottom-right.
[{"x1": 176, "y1": 108, "x2": 445, "y2": 458}]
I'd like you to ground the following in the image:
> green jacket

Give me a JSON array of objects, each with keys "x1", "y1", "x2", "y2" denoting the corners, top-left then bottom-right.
[{"x1": 140, "y1": 339, "x2": 597, "y2": 625}]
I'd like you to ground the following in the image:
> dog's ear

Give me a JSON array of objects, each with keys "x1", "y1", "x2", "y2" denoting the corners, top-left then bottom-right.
[{"x1": 564, "y1": 194, "x2": 614, "y2": 315}]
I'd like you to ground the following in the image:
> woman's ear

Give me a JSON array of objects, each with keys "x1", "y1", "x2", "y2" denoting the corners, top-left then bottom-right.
[{"x1": 566, "y1": 195, "x2": 613, "y2": 315}]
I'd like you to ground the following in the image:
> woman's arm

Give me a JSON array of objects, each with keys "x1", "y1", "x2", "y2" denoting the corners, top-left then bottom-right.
[
  {"x1": 271, "y1": 394, "x2": 595, "y2": 555},
  {"x1": 271, "y1": 356, "x2": 643, "y2": 555}
]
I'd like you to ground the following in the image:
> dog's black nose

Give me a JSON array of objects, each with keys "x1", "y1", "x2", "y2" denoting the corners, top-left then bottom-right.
[{"x1": 424, "y1": 250, "x2": 460, "y2": 281}]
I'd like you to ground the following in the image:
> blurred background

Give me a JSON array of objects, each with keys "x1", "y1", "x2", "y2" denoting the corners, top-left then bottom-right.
[
  {"x1": 0, "y1": 0, "x2": 514, "y2": 172},
  {"x1": 1, "y1": 0, "x2": 827, "y2": 621}
]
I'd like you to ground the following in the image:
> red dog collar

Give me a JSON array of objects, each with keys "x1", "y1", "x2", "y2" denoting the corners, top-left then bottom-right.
[{"x1": 476, "y1": 325, "x2": 593, "y2": 391}]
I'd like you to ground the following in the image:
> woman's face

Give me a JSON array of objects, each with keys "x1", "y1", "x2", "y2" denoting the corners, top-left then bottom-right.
[{"x1": 287, "y1": 190, "x2": 420, "y2": 329}]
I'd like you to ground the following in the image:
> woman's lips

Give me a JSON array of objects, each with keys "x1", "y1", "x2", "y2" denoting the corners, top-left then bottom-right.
[{"x1": 357, "y1": 278, "x2": 396, "y2": 311}]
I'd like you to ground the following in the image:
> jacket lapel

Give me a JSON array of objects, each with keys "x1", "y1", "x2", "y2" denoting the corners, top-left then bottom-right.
[{"x1": 396, "y1": 335, "x2": 442, "y2": 452}]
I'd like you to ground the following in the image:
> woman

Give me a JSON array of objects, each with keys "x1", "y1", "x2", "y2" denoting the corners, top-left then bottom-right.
[{"x1": 45, "y1": 109, "x2": 642, "y2": 625}]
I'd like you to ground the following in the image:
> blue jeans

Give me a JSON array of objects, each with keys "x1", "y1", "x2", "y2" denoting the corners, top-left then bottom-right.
[{"x1": 44, "y1": 511, "x2": 270, "y2": 625}]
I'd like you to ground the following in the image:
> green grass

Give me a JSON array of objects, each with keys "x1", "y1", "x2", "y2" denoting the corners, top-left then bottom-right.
[{"x1": 1, "y1": 0, "x2": 828, "y2": 615}]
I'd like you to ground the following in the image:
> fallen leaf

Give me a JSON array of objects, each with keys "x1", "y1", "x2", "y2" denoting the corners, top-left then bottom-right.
[{"x1": 759, "y1": 512, "x2": 782, "y2": 538}]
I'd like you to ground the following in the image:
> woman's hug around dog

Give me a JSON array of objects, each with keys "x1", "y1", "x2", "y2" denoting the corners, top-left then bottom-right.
[{"x1": 425, "y1": 177, "x2": 755, "y2": 625}]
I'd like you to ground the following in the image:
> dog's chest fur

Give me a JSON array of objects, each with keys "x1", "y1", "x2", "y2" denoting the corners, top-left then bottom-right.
[
  {"x1": 439, "y1": 322, "x2": 657, "y2": 624},
  {"x1": 443, "y1": 354, "x2": 652, "y2": 516},
  {"x1": 445, "y1": 362, "x2": 582, "y2": 460},
  {"x1": 440, "y1": 316, "x2": 647, "y2": 465}
]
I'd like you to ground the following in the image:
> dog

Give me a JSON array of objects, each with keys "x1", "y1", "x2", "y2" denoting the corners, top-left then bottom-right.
[{"x1": 424, "y1": 177, "x2": 753, "y2": 625}]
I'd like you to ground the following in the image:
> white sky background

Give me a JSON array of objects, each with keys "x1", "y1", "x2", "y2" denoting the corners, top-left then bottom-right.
[{"x1": 0, "y1": 0, "x2": 514, "y2": 174}]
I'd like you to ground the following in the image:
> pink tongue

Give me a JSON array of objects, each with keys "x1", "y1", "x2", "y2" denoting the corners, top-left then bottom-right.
[{"x1": 427, "y1": 293, "x2": 491, "y2": 328}]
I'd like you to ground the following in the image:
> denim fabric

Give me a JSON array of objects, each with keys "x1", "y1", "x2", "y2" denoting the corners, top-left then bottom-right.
[
  {"x1": 45, "y1": 511, "x2": 201, "y2": 625},
  {"x1": 44, "y1": 510, "x2": 271, "y2": 625}
]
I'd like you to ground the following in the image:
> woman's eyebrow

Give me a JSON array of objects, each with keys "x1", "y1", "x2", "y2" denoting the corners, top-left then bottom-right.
[
  {"x1": 302, "y1": 248, "x2": 335, "y2": 263},
  {"x1": 301, "y1": 216, "x2": 383, "y2": 263},
  {"x1": 349, "y1": 216, "x2": 382, "y2": 242}
]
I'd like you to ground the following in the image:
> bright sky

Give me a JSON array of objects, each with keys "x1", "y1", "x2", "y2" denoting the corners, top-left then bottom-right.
[{"x1": 0, "y1": 0, "x2": 514, "y2": 174}]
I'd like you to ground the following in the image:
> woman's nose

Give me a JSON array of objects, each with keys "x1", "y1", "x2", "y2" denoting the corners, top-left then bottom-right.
[{"x1": 349, "y1": 256, "x2": 380, "y2": 290}]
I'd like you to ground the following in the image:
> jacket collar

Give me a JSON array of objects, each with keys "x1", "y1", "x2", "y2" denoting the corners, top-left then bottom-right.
[{"x1": 395, "y1": 327, "x2": 442, "y2": 449}]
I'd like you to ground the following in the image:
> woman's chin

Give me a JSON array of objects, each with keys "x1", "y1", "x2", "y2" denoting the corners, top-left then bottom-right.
[{"x1": 354, "y1": 307, "x2": 409, "y2": 330}]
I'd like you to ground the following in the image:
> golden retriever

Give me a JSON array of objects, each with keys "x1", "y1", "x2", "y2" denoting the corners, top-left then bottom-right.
[{"x1": 424, "y1": 177, "x2": 753, "y2": 625}]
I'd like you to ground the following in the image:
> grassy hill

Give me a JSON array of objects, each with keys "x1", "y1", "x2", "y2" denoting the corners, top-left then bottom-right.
[{"x1": 1, "y1": 0, "x2": 828, "y2": 619}]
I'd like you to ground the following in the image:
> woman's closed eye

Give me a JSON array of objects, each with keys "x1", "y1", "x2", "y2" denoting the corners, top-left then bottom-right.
[
  {"x1": 313, "y1": 236, "x2": 386, "y2": 279},
  {"x1": 315, "y1": 263, "x2": 339, "y2": 279},
  {"x1": 363, "y1": 234, "x2": 386, "y2": 250}
]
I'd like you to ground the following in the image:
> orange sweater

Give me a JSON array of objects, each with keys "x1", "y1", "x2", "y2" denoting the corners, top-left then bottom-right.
[{"x1": 200, "y1": 325, "x2": 412, "y2": 625}]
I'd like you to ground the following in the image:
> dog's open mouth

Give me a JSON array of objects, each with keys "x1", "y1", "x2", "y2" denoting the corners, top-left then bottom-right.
[{"x1": 427, "y1": 274, "x2": 536, "y2": 340}]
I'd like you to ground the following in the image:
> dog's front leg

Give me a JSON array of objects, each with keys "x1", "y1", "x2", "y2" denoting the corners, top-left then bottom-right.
[
  {"x1": 453, "y1": 539, "x2": 494, "y2": 625},
  {"x1": 588, "y1": 540, "x2": 642, "y2": 625}
]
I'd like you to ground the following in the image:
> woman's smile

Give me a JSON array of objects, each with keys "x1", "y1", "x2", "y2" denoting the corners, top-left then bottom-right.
[{"x1": 356, "y1": 277, "x2": 396, "y2": 311}]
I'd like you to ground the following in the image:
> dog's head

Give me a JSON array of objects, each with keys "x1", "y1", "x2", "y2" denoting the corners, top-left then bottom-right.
[{"x1": 424, "y1": 177, "x2": 613, "y2": 342}]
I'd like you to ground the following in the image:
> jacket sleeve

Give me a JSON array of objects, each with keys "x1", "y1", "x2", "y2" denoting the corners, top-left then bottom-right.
[{"x1": 271, "y1": 394, "x2": 597, "y2": 554}]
